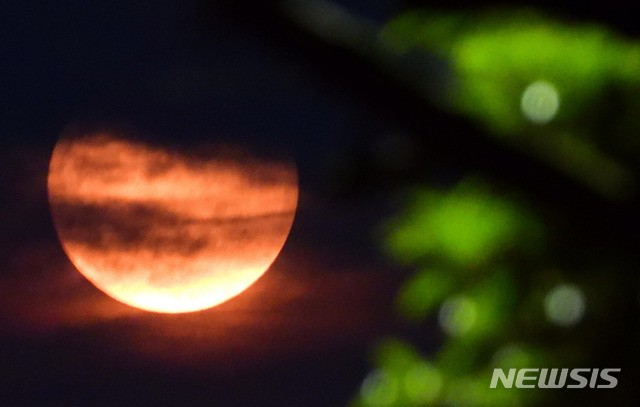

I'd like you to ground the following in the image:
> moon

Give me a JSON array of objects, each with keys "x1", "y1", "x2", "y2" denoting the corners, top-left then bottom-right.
[{"x1": 48, "y1": 132, "x2": 298, "y2": 313}]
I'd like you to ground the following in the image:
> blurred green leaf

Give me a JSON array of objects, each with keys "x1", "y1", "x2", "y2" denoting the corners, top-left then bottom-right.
[
  {"x1": 381, "y1": 10, "x2": 640, "y2": 197},
  {"x1": 396, "y1": 268, "x2": 457, "y2": 321},
  {"x1": 382, "y1": 10, "x2": 640, "y2": 134},
  {"x1": 385, "y1": 180, "x2": 528, "y2": 266}
]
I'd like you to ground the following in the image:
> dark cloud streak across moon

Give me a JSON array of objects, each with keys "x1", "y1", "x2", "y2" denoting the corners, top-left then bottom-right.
[
  {"x1": 48, "y1": 132, "x2": 299, "y2": 313},
  {"x1": 0, "y1": 137, "x2": 396, "y2": 371}
]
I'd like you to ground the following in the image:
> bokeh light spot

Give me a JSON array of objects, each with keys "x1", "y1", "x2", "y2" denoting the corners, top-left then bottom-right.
[
  {"x1": 404, "y1": 362, "x2": 443, "y2": 404},
  {"x1": 491, "y1": 344, "x2": 534, "y2": 369},
  {"x1": 361, "y1": 370, "x2": 400, "y2": 407},
  {"x1": 521, "y1": 80, "x2": 560, "y2": 125},
  {"x1": 438, "y1": 295, "x2": 477, "y2": 336},
  {"x1": 544, "y1": 283, "x2": 586, "y2": 327},
  {"x1": 396, "y1": 269, "x2": 455, "y2": 321}
]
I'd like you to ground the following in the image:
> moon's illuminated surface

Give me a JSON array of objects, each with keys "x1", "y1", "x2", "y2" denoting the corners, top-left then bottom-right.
[{"x1": 48, "y1": 132, "x2": 298, "y2": 313}]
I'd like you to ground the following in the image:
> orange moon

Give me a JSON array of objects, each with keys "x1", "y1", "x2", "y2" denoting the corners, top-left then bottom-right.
[{"x1": 48, "y1": 132, "x2": 298, "y2": 313}]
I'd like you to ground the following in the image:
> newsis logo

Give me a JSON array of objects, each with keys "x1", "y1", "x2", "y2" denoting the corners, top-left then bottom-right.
[{"x1": 490, "y1": 368, "x2": 621, "y2": 389}]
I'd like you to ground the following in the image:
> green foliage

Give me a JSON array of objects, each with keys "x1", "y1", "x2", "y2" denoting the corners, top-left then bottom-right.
[
  {"x1": 395, "y1": 269, "x2": 456, "y2": 321},
  {"x1": 385, "y1": 180, "x2": 537, "y2": 267},
  {"x1": 352, "y1": 339, "x2": 446, "y2": 407},
  {"x1": 352, "y1": 179, "x2": 548, "y2": 406},
  {"x1": 382, "y1": 10, "x2": 640, "y2": 133},
  {"x1": 351, "y1": 337, "x2": 544, "y2": 407},
  {"x1": 352, "y1": 8, "x2": 636, "y2": 407},
  {"x1": 380, "y1": 10, "x2": 640, "y2": 198}
]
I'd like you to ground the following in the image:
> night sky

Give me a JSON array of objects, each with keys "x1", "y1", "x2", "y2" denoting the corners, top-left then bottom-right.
[
  {"x1": 1, "y1": 1, "x2": 402, "y2": 406},
  {"x1": 1, "y1": 1, "x2": 638, "y2": 406}
]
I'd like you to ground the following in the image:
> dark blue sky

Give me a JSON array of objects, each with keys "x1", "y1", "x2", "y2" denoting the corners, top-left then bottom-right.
[
  {"x1": 0, "y1": 4, "x2": 403, "y2": 406},
  {"x1": 0, "y1": 0, "x2": 398, "y2": 184},
  {"x1": 3, "y1": 2, "x2": 637, "y2": 406}
]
